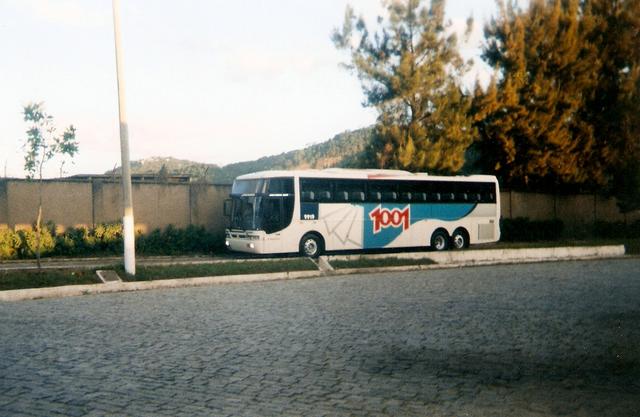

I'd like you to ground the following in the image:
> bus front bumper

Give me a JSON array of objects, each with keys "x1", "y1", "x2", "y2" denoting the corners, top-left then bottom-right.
[
  {"x1": 225, "y1": 230, "x2": 267, "y2": 254},
  {"x1": 226, "y1": 238, "x2": 266, "y2": 254}
]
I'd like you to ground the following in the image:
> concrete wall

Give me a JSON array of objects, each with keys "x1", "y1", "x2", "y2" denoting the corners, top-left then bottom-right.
[
  {"x1": 2, "y1": 181, "x2": 93, "y2": 232},
  {"x1": 505, "y1": 192, "x2": 555, "y2": 220},
  {"x1": 0, "y1": 179, "x2": 231, "y2": 236},
  {"x1": 1, "y1": 179, "x2": 638, "y2": 238},
  {"x1": 500, "y1": 189, "x2": 640, "y2": 227}
]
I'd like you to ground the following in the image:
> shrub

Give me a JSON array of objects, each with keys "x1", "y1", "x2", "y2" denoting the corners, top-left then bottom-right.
[
  {"x1": 593, "y1": 220, "x2": 640, "y2": 239},
  {"x1": 136, "y1": 224, "x2": 218, "y2": 255},
  {"x1": 2, "y1": 222, "x2": 219, "y2": 259},
  {"x1": 94, "y1": 223, "x2": 123, "y2": 253},
  {"x1": 500, "y1": 217, "x2": 564, "y2": 242},
  {"x1": 50, "y1": 223, "x2": 124, "y2": 257},
  {"x1": 17, "y1": 228, "x2": 55, "y2": 258},
  {"x1": 136, "y1": 228, "x2": 163, "y2": 255},
  {"x1": 0, "y1": 229, "x2": 21, "y2": 260}
]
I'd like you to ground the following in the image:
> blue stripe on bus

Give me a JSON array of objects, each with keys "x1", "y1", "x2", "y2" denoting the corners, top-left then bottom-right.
[{"x1": 360, "y1": 203, "x2": 477, "y2": 249}]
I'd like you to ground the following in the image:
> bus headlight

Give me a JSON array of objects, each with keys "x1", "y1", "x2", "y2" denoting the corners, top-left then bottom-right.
[
  {"x1": 248, "y1": 243, "x2": 255, "y2": 249},
  {"x1": 225, "y1": 240, "x2": 230, "y2": 247}
]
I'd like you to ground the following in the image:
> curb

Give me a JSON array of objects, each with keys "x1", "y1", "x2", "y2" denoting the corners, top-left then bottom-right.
[
  {"x1": 330, "y1": 245, "x2": 627, "y2": 276},
  {"x1": 327, "y1": 245, "x2": 627, "y2": 264},
  {"x1": 0, "y1": 245, "x2": 626, "y2": 302},
  {"x1": 0, "y1": 270, "x2": 323, "y2": 302}
]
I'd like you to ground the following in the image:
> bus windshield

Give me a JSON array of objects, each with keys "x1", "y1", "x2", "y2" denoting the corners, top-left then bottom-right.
[
  {"x1": 229, "y1": 195, "x2": 294, "y2": 232},
  {"x1": 231, "y1": 179, "x2": 266, "y2": 196},
  {"x1": 230, "y1": 196, "x2": 261, "y2": 230},
  {"x1": 229, "y1": 177, "x2": 295, "y2": 232}
]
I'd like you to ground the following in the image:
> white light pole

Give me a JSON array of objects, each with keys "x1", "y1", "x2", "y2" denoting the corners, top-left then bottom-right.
[{"x1": 112, "y1": 0, "x2": 135, "y2": 275}]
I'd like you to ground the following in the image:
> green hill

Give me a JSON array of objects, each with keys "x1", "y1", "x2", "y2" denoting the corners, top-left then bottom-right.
[{"x1": 107, "y1": 127, "x2": 373, "y2": 183}]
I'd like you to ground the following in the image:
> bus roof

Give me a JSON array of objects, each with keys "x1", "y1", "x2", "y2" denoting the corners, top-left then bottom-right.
[{"x1": 235, "y1": 168, "x2": 497, "y2": 183}]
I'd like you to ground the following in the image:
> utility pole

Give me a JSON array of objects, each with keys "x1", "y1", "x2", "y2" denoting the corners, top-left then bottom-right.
[{"x1": 112, "y1": 0, "x2": 135, "y2": 275}]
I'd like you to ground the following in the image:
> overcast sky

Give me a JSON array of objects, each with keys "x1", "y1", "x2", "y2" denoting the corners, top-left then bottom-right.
[{"x1": 0, "y1": 0, "x2": 499, "y2": 178}]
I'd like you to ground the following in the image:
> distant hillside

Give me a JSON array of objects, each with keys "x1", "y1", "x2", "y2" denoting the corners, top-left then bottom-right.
[
  {"x1": 126, "y1": 157, "x2": 220, "y2": 177},
  {"x1": 107, "y1": 127, "x2": 374, "y2": 183}
]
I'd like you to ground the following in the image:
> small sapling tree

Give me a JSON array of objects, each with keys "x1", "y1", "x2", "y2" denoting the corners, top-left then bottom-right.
[{"x1": 22, "y1": 102, "x2": 78, "y2": 268}]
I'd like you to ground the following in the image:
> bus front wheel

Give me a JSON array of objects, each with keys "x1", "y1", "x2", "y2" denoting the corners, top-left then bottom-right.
[
  {"x1": 430, "y1": 230, "x2": 449, "y2": 251},
  {"x1": 299, "y1": 233, "x2": 323, "y2": 258}
]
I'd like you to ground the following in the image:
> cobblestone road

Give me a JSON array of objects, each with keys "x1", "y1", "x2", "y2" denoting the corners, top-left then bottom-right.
[{"x1": 1, "y1": 259, "x2": 639, "y2": 416}]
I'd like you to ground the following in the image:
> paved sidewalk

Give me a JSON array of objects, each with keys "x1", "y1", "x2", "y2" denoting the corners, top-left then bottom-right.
[{"x1": 0, "y1": 259, "x2": 638, "y2": 416}]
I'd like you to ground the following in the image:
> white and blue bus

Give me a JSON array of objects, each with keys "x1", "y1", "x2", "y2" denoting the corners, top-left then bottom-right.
[{"x1": 225, "y1": 169, "x2": 500, "y2": 256}]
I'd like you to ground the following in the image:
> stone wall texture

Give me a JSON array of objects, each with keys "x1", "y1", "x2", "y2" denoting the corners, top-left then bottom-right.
[{"x1": 0, "y1": 179, "x2": 231, "y2": 237}]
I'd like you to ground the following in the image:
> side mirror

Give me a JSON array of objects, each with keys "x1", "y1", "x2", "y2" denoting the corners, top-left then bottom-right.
[{"x1": 223, "y1": 199, "x2": 232, "y2": 217}]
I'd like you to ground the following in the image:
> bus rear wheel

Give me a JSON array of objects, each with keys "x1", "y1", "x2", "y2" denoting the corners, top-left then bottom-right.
[
  {"x1": 299, "y1": 233, "x2": 323, "y2": 258},
  {"x1": 451, "y1": 228, "x2": 469, "y2": 250},
  {"x1": 430, "y1": 230, "x2": 449, "y2": 251}
]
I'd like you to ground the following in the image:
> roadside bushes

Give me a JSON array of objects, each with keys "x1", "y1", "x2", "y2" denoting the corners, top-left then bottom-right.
[
  {"x1": 501, "y1": 217, "x2": 640, "y2": 241},
  {"x1": 500, "y1": 218, "x2": 564, "y2": 241},
  {"x1": 52, "y1": 223, "x2": 123, "y2": 256},
  {"x1": 0, "y1": 229, "x2": 21, "y2": 259},
  {"x1": 0, "y1": 223, "x2": 220, "y2": 260},
  {"x1": 0, "y1": 227, "x2": 56, "y2": 259},
  {"x1": 592, "y1": 220, "x2": 640, "y2": 239},
  {"x1": 18, "y1": 228, "x2": 56, "y2": 258},
  {"x1": 137, "y1": 225, "x2": 219, "y2": 255}
]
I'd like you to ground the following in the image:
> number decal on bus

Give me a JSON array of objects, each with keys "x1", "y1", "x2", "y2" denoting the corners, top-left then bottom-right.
[{"x1": 369, "y1": 205, "x2": 410, "y2": 234}]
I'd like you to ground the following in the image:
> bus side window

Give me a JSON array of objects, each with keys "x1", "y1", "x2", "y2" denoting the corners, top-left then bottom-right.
[
  {"x1": 351, "y1": 191, "x2": 365, "y2": 202},
  {"x1": 318, "y1": 191, "x2": 332, "y2": 201},
  {"x1": 301, "y1": 178, "x2": 332, "y2": 202},
  {"x1": 268, "y1": 178, "x2": 294, "y2": 194},
  {"x1": 426, "y1": 181, "x2": 447, "y2": 203},
  {"x1": 369, "y1": 181, "x2": 397, "y2": 203},
  {"x1": 335, "y1": 179, "x2": 366, "y2": 203},
  {"x1": 261, "y1": 198, "x2": 282, "y2": 234},
  {"x1": 283, "y1": 196, "x2": 294, "y2": 227},
  {"x1": 302, "y1": 191, "x2": 315, "y2": 202},
  {"x1": 398, "y1": 182, "x2": 417, "y2": 203},
  {"x1": 477, "y1": 183, "x2": 496, "y2": 203},
  {"x1": 382, "y1": 191, "x2": 397, "y2": 202},
  {"x1": 414, "y1": 192, "x2": 427, "y2": 202}
]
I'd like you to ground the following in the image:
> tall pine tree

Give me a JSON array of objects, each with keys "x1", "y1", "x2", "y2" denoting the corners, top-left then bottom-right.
[
  {"x1": 333, "y1": 0, "x2": 475, "y2": 173},
  {"x1": 584, "y1": 0, "x2": 640, "y2": 211},
  {"x1": 475, "y1": 0, "x2": 601, "y2": 189}
]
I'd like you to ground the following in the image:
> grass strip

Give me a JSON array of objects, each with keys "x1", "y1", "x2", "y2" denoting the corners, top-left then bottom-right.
[
  {"x1": 117, "y1": 258, "x2": 317, "y2": 281},
  {"x1": 0, "y1": 259, "x2": 317, "y2": 291},
  {"x1": 2, "y1": 238, "x2": 636, "y2": 292},
  {"x1": 331, "y1": 257, "x2": 436, "y2": 270},
  {"x1": 0, "y1": 269, "x2": 101, "y2": 291}
]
